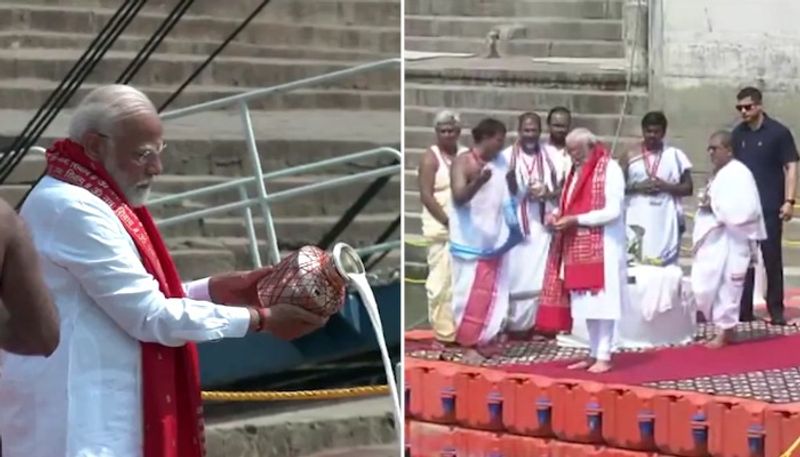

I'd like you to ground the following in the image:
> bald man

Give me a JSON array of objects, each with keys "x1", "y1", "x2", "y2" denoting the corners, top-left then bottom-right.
[{"x1": 692, "y1": 130, "x2": 766, "y2": 348}]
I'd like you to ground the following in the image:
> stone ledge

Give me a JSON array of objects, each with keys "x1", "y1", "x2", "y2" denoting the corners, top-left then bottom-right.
[{"x1": 205, "y1": 398, "x2": 396, "y2": 457}]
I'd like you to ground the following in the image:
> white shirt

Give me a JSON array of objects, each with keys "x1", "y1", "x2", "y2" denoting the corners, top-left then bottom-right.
[{"x1": 0, "y1": 176, "x2": 252, "y2": 457}]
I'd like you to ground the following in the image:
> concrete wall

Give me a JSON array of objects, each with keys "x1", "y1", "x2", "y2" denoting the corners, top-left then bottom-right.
[{"x1": 649, "y1": 0, "x2": 800, "y2": 174}]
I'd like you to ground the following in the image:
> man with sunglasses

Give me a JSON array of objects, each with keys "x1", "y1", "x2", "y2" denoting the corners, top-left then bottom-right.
[{"x1": 732, "y1": 86, "x2": 799, "y2": 326}]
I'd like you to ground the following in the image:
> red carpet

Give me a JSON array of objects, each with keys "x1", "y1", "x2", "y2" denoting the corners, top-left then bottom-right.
[{"x1": 502, "y1": 332, "x2": 800, "y2": 384}]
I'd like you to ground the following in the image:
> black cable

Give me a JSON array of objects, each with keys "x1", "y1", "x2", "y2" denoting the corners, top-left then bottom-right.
[
  {"x1": 363, "y1": 215, "x2": 400, "y2": 271},
  {"x1": 0, "y1": 0, "x2": 146, "y2": 183},
  {"x1": 158, "y1": 0, "x2": 272, "y2": 112},
  {"x1": 117, "y1": 0, "x2": 195, "y2": 84},
  {"x1": 316, "y1": 159, "x2": 399, "y2": 250},
  {"x1": 0, "y1": 0, "x2": 143, "y2": 178}
]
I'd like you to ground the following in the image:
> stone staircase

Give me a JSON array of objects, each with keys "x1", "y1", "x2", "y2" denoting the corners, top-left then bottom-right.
[
  {"x1": 404, "y1": 0, "x2": 642, "y2": 316},
  {"x1": 0, "y1": 0, "x2": 401, "y2": 280}
]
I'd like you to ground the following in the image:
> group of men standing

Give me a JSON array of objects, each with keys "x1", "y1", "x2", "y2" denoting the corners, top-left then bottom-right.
[{"x1": 417, "y1": 86, "x2": 798, "y2": 372}]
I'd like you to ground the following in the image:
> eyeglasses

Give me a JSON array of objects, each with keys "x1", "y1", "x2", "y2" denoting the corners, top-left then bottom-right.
[
  {"x1": 97, "y1": 132, "x2": 167, "y2": 166},
  {"x1": 735, "y1": 103, "x2": 754, "y2": 112}
]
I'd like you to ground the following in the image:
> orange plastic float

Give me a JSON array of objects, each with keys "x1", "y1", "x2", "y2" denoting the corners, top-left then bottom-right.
[
  {"x1": 550, "y1": 380, "x2": 608, "y2": 444},
  {"x1": 597, "y1": 385, "x2": 658, "y2": 451},
  {"x1": 454, "y1": 367, "x2": 510, "y2": 431},
  {"x1": 765, "y1": 403, "x2": 800, "y2": 457},
  {"x1": 501, "y1": 373, "x2": 557, "y2": 438}
]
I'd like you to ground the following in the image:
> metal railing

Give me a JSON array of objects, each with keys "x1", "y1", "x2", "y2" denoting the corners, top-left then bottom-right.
[{"x1": 147, "y1": 58, "x2": 402, "y2": 268}]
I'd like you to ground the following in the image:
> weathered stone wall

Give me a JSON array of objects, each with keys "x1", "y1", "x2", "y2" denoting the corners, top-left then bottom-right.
[{"x1": 649, "y1": 0, "x2": 800, "y2": 173}]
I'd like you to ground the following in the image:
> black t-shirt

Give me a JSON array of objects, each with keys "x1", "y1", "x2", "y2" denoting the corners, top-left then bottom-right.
[{"x1": 732, "y1": 114, "x2": 799, "y2": 213}]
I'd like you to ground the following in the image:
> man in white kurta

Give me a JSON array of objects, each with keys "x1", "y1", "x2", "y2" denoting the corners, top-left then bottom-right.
[
  {"x1": 623, "y1": 111, "x2": 693, "y2": 265},
  {"x1": 691, "y1": 130, "x2": 766, "y2": 348},
  {"x1": 538, "y1": 128, "x2": 628, "y2": 373},
  {"x1": 449, "y1": 118, "x2": 522, "y2": 359},
  {"x1": 502, "y1": 112, "x2": 564, "y2": 337},
  {"x1": 0, "y1": 85, "x2": 327, "y2": 457}
]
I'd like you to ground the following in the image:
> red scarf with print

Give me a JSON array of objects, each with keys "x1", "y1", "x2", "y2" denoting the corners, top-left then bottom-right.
[
  {"x1": 46, "y1": 138, "x2": 204, "y2": 457},
  {"x1": 536, "y1": 143, "x2": 609, "y2": 334}
]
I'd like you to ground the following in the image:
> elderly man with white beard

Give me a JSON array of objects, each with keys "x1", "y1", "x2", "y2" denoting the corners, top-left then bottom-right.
[
  {"x1": 691, "y1": 130, "x2": 766, "y2": 348},
  {"x1": 0, "y1": 84, "x2": 329, "y2": 457}
]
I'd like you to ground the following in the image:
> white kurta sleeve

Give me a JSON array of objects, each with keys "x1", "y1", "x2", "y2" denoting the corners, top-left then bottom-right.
[
  {"x1": 576, "y1": 160, "x2": 626, "y2": 227},
  {"x1": 183, "y1": 277, "x2": 211, "y2": 301},
  {"x1": 46, "y1": 201, "x2": 251, "y2": 347}
]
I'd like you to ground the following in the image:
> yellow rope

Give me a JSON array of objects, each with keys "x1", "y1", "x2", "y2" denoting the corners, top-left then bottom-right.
[
  {"x1": 201, "y1": 385, "x2": 389, "y2": 402},
  {"x1": 781, "y1": 435, "x2": 800, "y2": 457}
]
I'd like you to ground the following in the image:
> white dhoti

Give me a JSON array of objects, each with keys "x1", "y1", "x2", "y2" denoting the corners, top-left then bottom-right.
[
  {"x1": 501, "y1": 143, "x2": 563, "y2": 332},
  {"x1": 691, "y1": 159, "x2": 766, "y2": 331},
  {"x1": 449, "y1": 153, "x2": 522, "y2": 347},
  {"x1": 625, "y1": 146, "x2": 692, "y2": 265}
]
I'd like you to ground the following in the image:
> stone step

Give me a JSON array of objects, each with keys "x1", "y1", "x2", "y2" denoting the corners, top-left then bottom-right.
[
  {"x1": 0, "y1": 79, "x2": 399, "y2": 113},
  {"x1": 0, "y1": 49, "x2": 400, "y2": 90},
  {"x1": 0, "y1": 4, "x2": 400, "y2": 53},
  {"x1": 405, "y1": 15, "x2": 622, "y2": 41},
  {"x1": 404, "y1": 127, "x2": 639, "y2": 155},
  {"x1": 159, "y1": 212, "x2": 398, "y2": 246},
  {"x1": 405, "y1": 82, "x2": 648, "y2": 115},
  {"x1": 405, "y1": 0, "x2": 623, "y2": 20},
  {"x1": 168, "y1": 238, "x2": 401, "y2": 280},
  {"x1": 0, "y1": 109, "x2": 400, "y2": 176},
  {"x1": 405, "y1": 37, "x2": 624, "y2": 59},
  {"x1": 0, "y1": 31, "x2": 393, "y2": 62},
  {"x1": 0, "y1": 0, "x2": 401, "y2": 25},
  {"x1": 406, "y1": 57, "x2": 644, "y2": 90},
  {"x1": 405, "y1": 107, "x2": 641, "y2": 138}
]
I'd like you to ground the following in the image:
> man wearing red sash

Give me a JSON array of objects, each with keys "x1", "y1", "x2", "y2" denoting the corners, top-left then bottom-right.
[
  {"x1": 537, "y1": 128, "x2": 628, "y2": 373},
  {"x1": 502, "y1": 112, "x2": 565, "y2": 339},
  {"x1": 0, "y1": 84, "x2": 327, "y2": 457}
]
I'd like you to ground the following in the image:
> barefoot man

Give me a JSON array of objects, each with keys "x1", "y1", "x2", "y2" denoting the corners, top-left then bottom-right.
[
  {"x1": 417, "y1": 110, "x2": 468, "y2": 345},
  {"x1": 537, "y1": 128, "x2": 628, "y2": 373},
  {"x1": 691, "y1": 130, "x2": 766, "y2": 348},
  {"x1": 449, "y1": 118, "x2": 522, "y2": 360},
  {"x1": 502, "y1": 112, "x2": 564, "y2": 339}
]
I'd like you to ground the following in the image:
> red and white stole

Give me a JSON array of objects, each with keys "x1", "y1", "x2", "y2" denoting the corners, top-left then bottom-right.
[
  {"x1": 536, "y1": 144, "x2": 610, "y2": 334},
  {"x1": 46, "y1": 138, "x2": 204, "y2": 457}
]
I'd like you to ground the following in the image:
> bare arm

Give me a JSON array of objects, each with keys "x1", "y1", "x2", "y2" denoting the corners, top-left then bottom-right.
[
  {"x1": 451, "y1": 155, "x2": 489, "y2": 206},
  {"x1": 659, "y1": 170, "x2": 694, "y2": 197},
  {"x1": 785, "y1": 161, "x2": 797, "y2": 202},
  {"x1": 417, "y1": 149, "x2": 449, "y2": 226},
  {"x1": 0, "y1": 201, "x2": 59, "y2": 356}
]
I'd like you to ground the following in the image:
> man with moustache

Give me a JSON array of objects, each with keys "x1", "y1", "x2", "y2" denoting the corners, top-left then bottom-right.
[
  {"x1": 501, "y1": 112, "x2": 564, "y2": 339},
  {"x1": 621, "y1": 111, "x2": 693, "y2": 266},
  {"x1": 543, "y1": 106, "x2": 572, "y2": 183},
  {"x1": 417, "y1": 110, "x2": 469, "y2": 345},
  {"x1": 537, "y1": 128, "x2": 628, "y2": 373},
  {"x1": 449, "y1": 118, "x2": 522, "y2": 359},
  {"x1": 732, "y1": 86, "x2": 799, "y2": 326},
  {"x1": 0, "y1": 84, "x2": 328, "y2": 457}
]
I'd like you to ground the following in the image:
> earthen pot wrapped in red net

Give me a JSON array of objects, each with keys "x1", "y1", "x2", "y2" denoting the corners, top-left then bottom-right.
[{"x1": 256, "y1": 245, "x2": 349, "y2": 318}]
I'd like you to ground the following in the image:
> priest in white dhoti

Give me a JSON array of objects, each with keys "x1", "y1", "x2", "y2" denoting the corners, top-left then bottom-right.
[
  {"x1": 502, "y1": 112, "x2": 564, "y2": 338},
  {"x1": 691, "y1": 130, "x2": 766, "y2": 348},
  {"x1": 449, "y1": 118, "x2": 522, "y2": 358},
  {"x1": 622, "y1": 111, "x2": 693, "y2": 265},
  {"x1": 537, "y1": 128, "x2": 628, "y2": 373},
  {"x1": 0, "y1": 85, "x2": 328, "y2": 457},
  {"x1": 417, "y1": 110, "x2": 469, "y2": 344}
]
